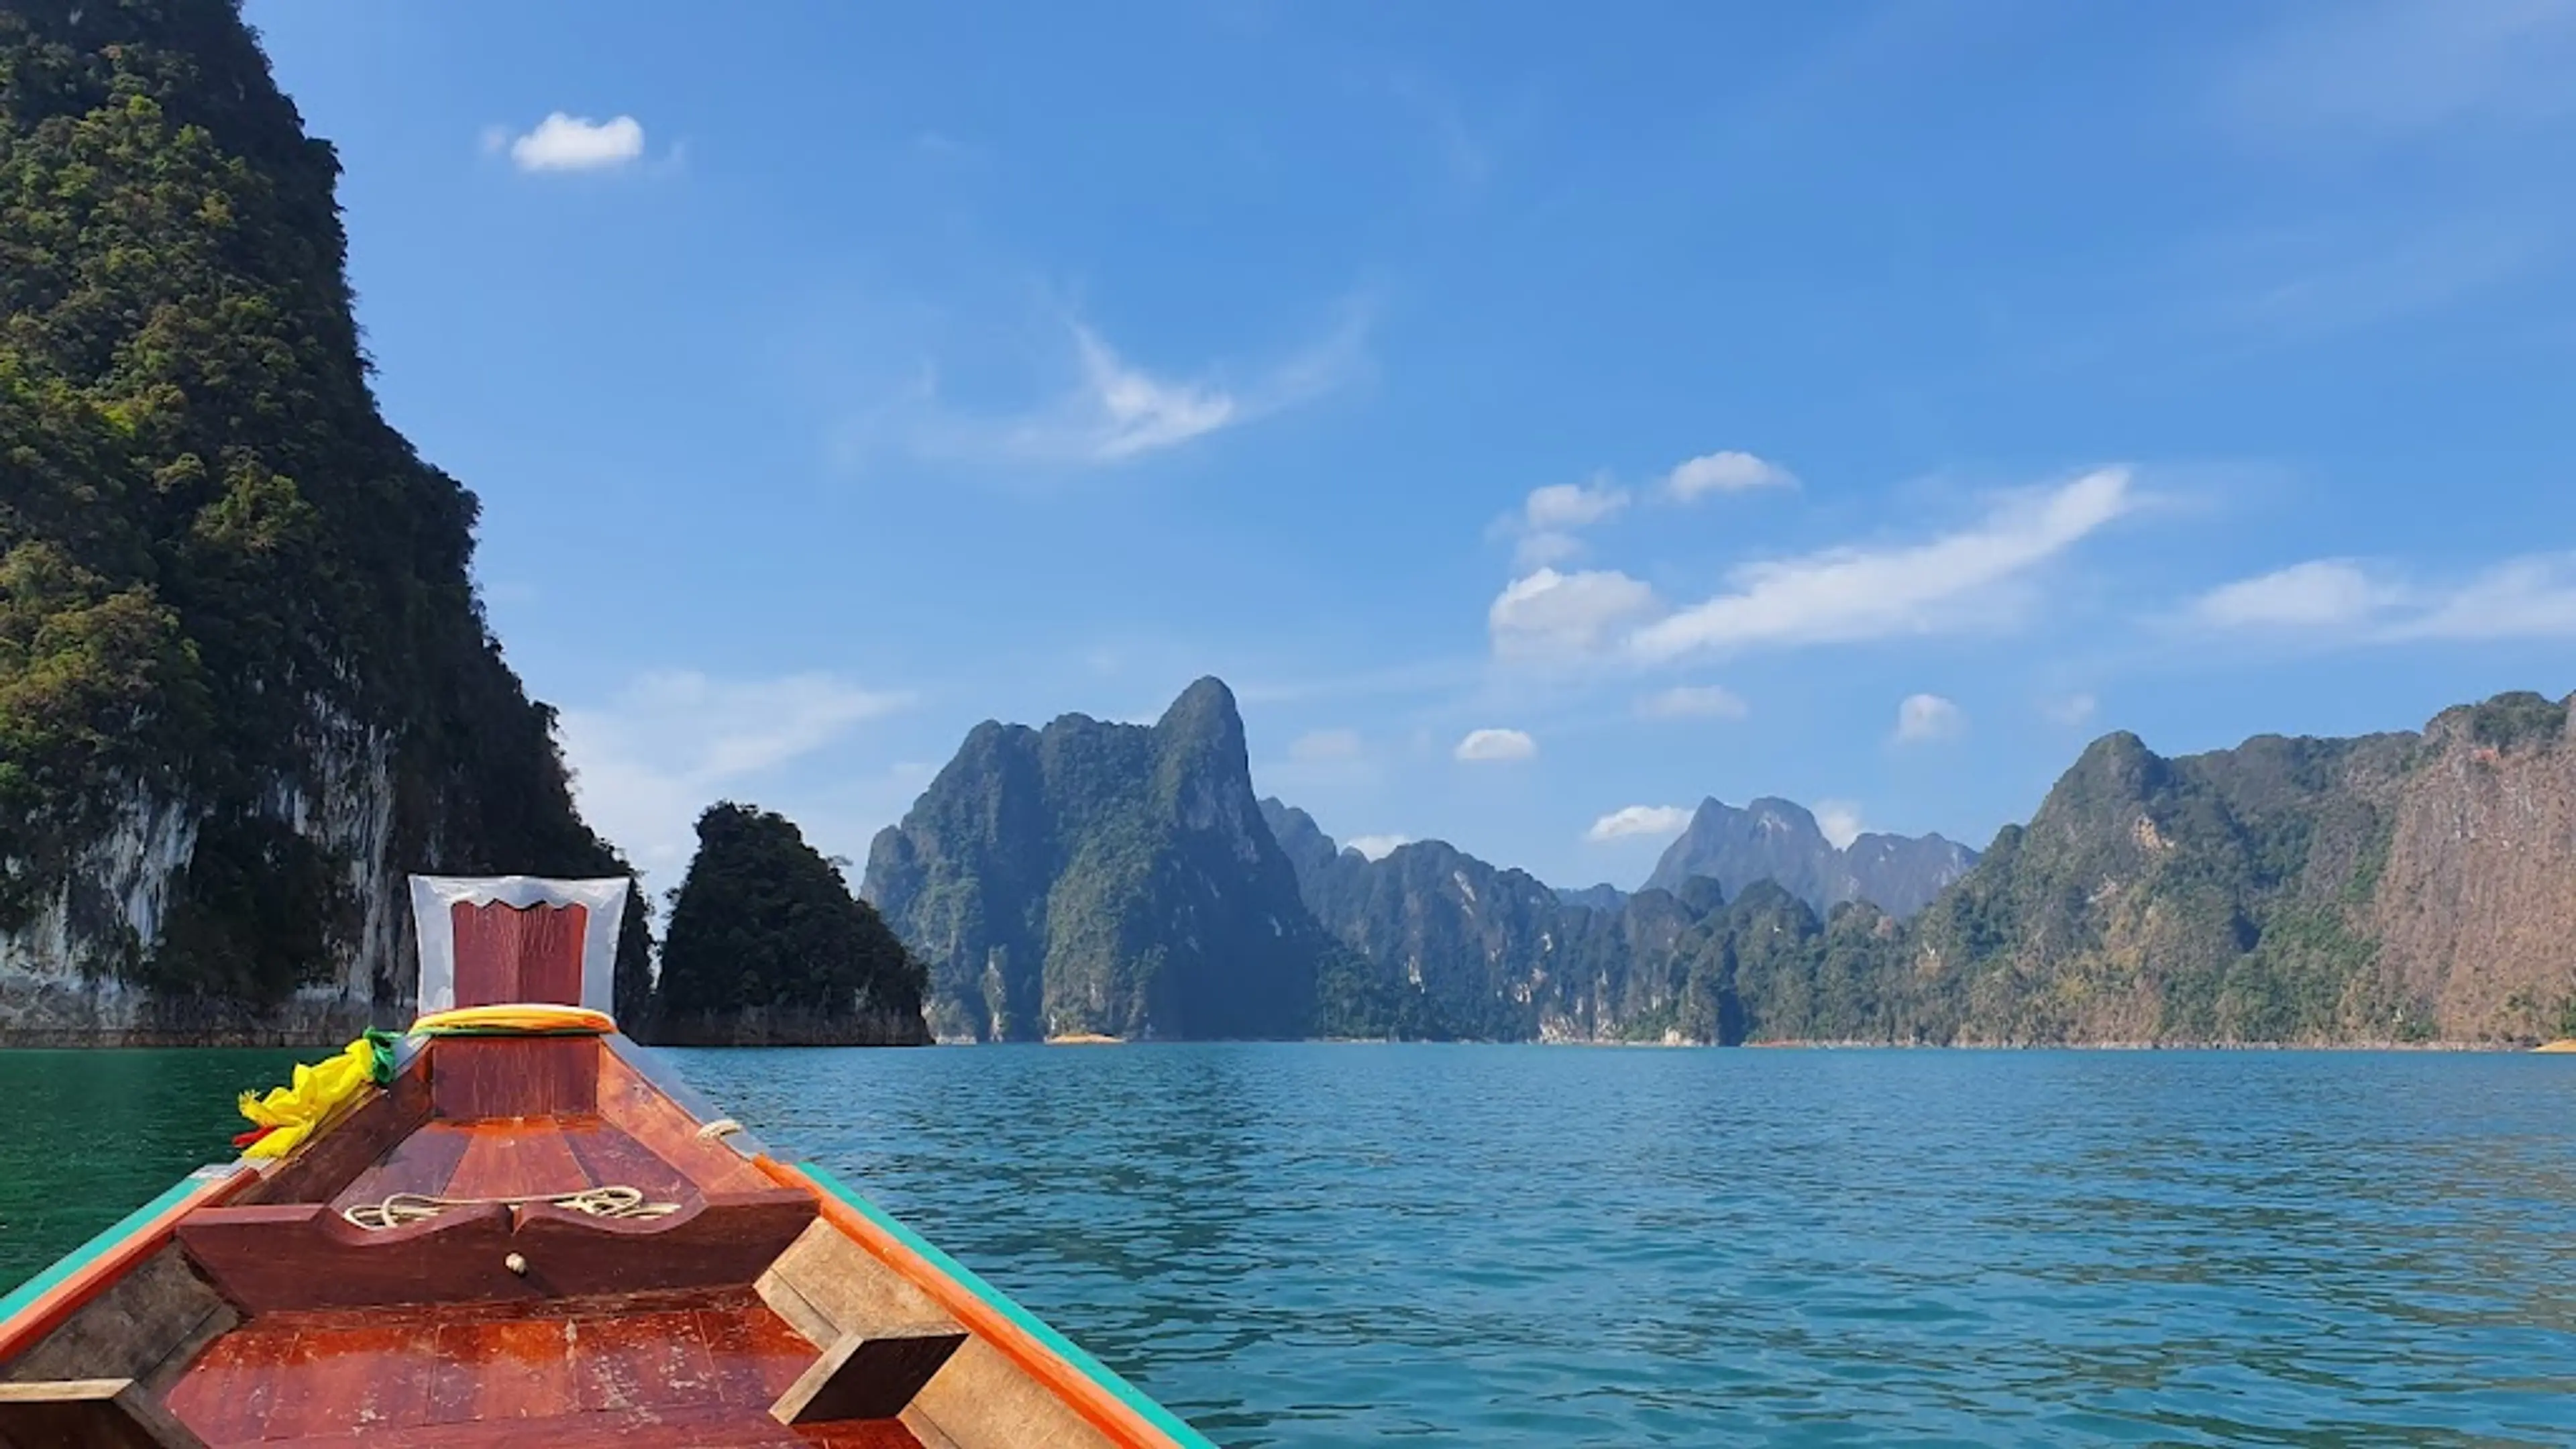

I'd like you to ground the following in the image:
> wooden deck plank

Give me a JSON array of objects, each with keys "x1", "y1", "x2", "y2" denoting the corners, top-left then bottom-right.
[
  {"x1": 256, "y1": 1403, "x2": 923, "y2": 1447},
  {"x1": 257, "y1": 1319, "x2": 438, "y2": 1440},
  {"x1": 559, "y1": 1118, "x2": 700, "y2": 1203},
  {"x1": 332, "y1": 1122, "x2": 476, "y2": 1210},
  {"x1": 162, "y1": 1324, "x2": 311, "y2": 1443},
  {"x1": 425, "y1": 1316, "x2": 576, "y2": 1424},
  {"x1": 566, "y1": 1307, "x2": 718, "y2": 1413},
  {"x1": 443, "y1": 1121, "x2": 592, "y2": 1204},
  {"x1": 696, "y1": 1301, "x2": 820, "y2": 1408}
]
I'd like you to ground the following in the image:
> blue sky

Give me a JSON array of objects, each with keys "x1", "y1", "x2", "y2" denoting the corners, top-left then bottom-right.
[{"x1": 244, "y1": 0, "x2": 2576, "y2": 892}]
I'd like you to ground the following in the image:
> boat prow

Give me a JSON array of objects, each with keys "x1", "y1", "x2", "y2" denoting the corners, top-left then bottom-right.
[{"x1": 0, "y1": 875, "x2": 1216, "y2": 1448}]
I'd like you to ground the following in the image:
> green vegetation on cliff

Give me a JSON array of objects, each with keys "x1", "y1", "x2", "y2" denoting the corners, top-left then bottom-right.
[
  {"x1": 863, "y1": 678, "x2": 1330, "y2": 1040},
  {"x1": 652, "y1": 803, "x2": 928, "y2": 1044},
  {"x1": 891, "y1": 683, "x2": 2573, "y2": 1047},
  {"x1": 0, "y1": 0, "x2": 645, "y2": 1023}
]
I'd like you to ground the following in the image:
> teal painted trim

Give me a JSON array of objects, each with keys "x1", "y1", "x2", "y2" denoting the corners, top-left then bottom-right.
[
  {"x1": 0, "y1": 1165, "x2": 227, "y2": 1323},
  {"x1": 799, "y1": 1165, "x2": 1220, "y2": 1449}
]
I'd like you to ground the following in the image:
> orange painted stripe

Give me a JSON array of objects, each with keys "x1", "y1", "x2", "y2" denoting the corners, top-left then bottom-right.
[
  {"x1": 756, "y1": 1156, "x2": 1187, "y2": 1449},
  {"x1": 0, "y1": 1163, "x2": 256, "y2": 1364}
]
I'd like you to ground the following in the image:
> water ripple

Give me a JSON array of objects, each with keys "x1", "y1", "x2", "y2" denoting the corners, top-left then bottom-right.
[{"x1": 674, "y1": 1045, "x2": 2576, "y2": 1448}]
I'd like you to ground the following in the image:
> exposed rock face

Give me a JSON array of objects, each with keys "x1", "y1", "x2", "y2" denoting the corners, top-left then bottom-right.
[
  {"x1": 2368, "y1": 696, "x2": 2576, "y2": 1040},
  {"x1": 1645, "y1": 798, "x2": 1976, "y2": 918},
  {"x1": 861, "y1": 679, "x2": 1330, "y2": 1041},
  {"x1": 0, "y1": 1, "x2": 643, "y2": 1042},
  {"x1": 1259, "y1": 799, "x2": 1715, "y2": 1041},
  {"x1": 1901, "y1": 691, "x2": 2576, "y2": 1044}
]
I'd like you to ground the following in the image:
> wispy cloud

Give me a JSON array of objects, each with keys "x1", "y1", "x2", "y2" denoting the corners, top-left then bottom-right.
[
  {"x1": 1493, "y1": 476, "x2": 1629, "y2": 569},
  {"x1": 896, "y1": 306, "x2": 1370, "y2": 470},
  {"x1": 555, "y1": 670, "x2": 912, "y2": 872},
  {"x1": 1585, "y1": 804, "x2": 1693, "y2": 843},
  {"x1": 2189, "y1": 553, "x2": 2576, "y2": 641},
  {"x1": 2210, "y1": 220, "x2": 2546, "y2": 343},
  {"x1": 1626, "y1": 468, "x2": 2135, "y2": 662},
  {"x1": 1664, "y1": 450, "x2": 1798, "y2": 502},
  {"x1": 2216, "y1": 0, "x2": 2576, "y2": 143},
  {"x1": 2192, "y1": 559, "x2": 2394, "y2": 630},
  {"x1": 1454, "y1": 727, "x2": 1538, "y2": 762},
  {"x1": 1892, "y1": 692, "x2": 1964, "y2": 743},
  {"x1": 499, "y1": 113, "x2": 647, "y2": 172}
]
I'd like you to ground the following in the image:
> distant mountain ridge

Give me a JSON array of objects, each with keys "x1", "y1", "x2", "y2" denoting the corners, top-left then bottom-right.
[
  {"x1": 869, "y1": 679, "x2": 2576, "y2": 1046},
  {"x1": 1646, "y1": 798, "x2": 1976, "y2": 918}
]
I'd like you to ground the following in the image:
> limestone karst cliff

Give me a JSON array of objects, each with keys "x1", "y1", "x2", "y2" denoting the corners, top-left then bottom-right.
[{"x1": 0, "y1": 0, "x2": 643, "y2": 1041}]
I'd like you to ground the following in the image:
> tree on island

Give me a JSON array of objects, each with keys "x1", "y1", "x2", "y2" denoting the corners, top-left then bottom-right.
[{"x1": 650, "y1": 802, "x2": 928, "y2": 1044}]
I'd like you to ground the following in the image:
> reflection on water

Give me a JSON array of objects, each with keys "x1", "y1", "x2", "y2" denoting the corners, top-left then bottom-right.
[
  {"x1": 677, "y1": 1046, "x2": 2576, "y2": 1447},
  {"x1": 3, "y1": 1044, "x2": 2571, "y2": 1445}
]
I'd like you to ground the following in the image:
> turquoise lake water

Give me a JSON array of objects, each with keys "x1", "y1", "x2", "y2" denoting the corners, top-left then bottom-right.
[{"x1": 6, "y1": 1045, "x2": 2574, "y2": 1444}]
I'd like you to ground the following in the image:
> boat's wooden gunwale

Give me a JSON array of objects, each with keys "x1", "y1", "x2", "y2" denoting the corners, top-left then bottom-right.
[
  {"x1": 0, "y1": 1163, "x2": 256, "y2": 1367},
  {"x1": 760, "y1": 1159, "x2": 1218, "y2": 1449}
]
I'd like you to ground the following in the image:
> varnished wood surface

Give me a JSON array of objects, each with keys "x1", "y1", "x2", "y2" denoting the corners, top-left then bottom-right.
[
  {"x1": 594, "y1": 1052, "x2": 773, "y2": 1195},
  {"x1": 429, "y1": 1037, "x2": 600, "y2": 1121},
  {"x1": 178, "y1": 1191, "x2": 816, "y2": 1313},
  {"x1": 161, "y1": 1291, "x2": 914, "y2": 1446},
  {"x1": 334, "y1": 1118, "x2": 700, "y2": 1215},
  {"x1": 449, "y1": 901, "x2": 588, "y2": 1008}
]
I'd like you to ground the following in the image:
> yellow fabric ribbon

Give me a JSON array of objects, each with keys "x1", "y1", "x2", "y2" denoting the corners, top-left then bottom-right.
[{"x1": 235, "y1": 1036, "x2": 381, "y2": 1161}]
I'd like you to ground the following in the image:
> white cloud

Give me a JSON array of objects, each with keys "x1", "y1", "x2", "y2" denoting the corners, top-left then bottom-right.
[
  {"x1": 1497, "y1": 477, "x2": 1629, "y2": 568},
  {"x1": 1065, "y1": 327, "x2": 1238, "y2": 460},
  {"x1": 2192, "y1": 559, "x2": 2391, "y2": 629},
  {"x1": 1664, "y1": 450, "x2": 1798, "y2": 501},
  {"x1": 1345, "y1": 834, "x2": 1411, "y2": 861},
  {"x1": 1893, "y1": 693, "x2": 1964, "y2": 743},
  {"x1": 1585, "y1": 805, "x2": 1695, "y2": 843},
  {"x1": 506, "y1": 113, "x2": 646, "y2": 172},
  {"x1": 1454, "y1": 727, "x2": 1538, "y2": 762},
  {"x1": 911, "y1": 312, "x2": 1367, "y2": 469},
  {"x1": 1629, "y1": 468, "x2": 2135, "y2": 661},
  {"x1": 2383, "y1": 555, "x2": 2576, "y2": 640},
  {"x1": 1287, "y1": 728, "x2": 1365, "y2": 763},
  {"x1": 2189, "y1": 553, "x2": 2576, "y2": 641},
  {"x1": 1637, "y1": 685, "x2": 1750, "y2": 720},
  {"x1": 1489, "y1": 567, "x2": 1661, "y2": 661},
  {"x1": 2041, "y1": 692, "x2": 2099, "y2": 727},
  {"x1": 554, "y1": 670, "x2": 912, "y2": 873},
  {"x1": 1525, "y1": 480, "x2": 1629, "y2": 529},
  {"x1": 1813, "y1": 800, "x2": 1866, "y2": 851}
]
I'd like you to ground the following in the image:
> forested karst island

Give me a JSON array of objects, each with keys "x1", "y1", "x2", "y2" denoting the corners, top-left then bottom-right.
[
  {"x1": 870, "y1": 679, "x2": 2576, "y2": 1047},
  {"x1": 0, "y1": 0, "x2": 919, "y2": 1046}
]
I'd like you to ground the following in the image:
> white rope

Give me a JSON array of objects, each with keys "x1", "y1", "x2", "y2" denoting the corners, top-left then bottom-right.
[
  {"x1": 340, "y1": 1183, "x2": 682, "y2": 1231},
  {"x1": 696, "y1": 1118, "x2": 743, "y2": 1140}
]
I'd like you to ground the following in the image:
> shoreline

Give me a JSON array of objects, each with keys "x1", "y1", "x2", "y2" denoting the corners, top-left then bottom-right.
[{"x1": 6, "y1": 1030, "x2": 2564, "y2": 1053}]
